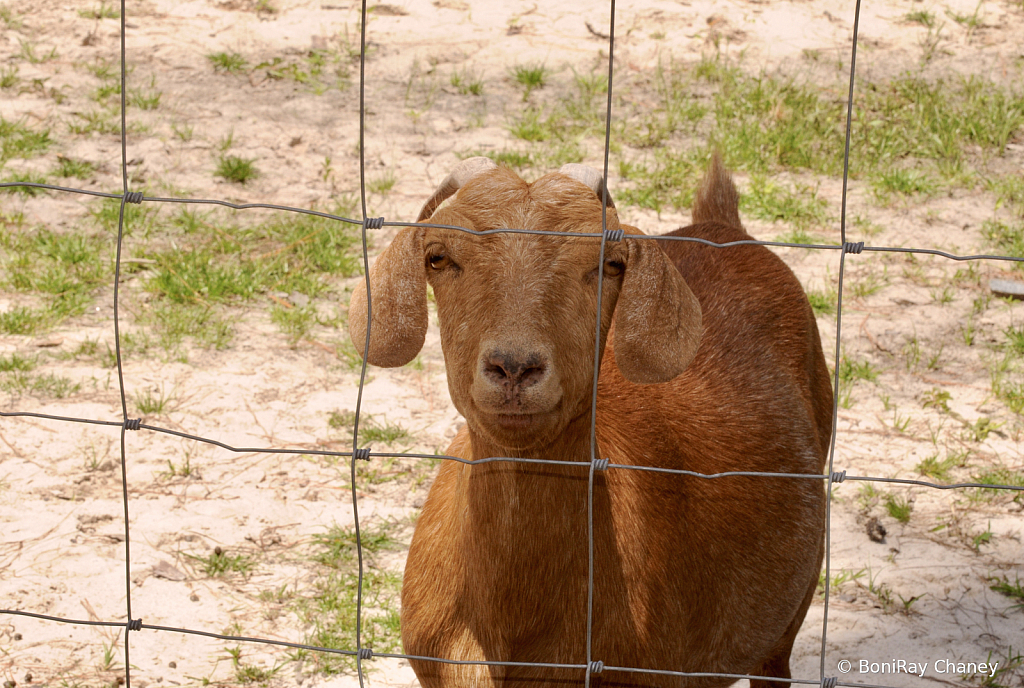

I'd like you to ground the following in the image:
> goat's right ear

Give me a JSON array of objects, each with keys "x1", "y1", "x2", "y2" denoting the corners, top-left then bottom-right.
[{"x1": 348, "y1": 227, "x2": 427, "y2": 367}]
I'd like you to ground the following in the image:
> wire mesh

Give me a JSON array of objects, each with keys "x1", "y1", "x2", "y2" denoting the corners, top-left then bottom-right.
[{"x1": 1, "y1": 0, "x2": 1023, "y2": 685}]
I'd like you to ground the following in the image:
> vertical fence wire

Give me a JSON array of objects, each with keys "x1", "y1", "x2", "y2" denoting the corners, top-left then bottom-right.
[
  {"x1": 0, "y1": 0, "x2": 1023, "y2": 685},
  {"x1": 114, "y1": 0, "x2": 136, "y2": 681},
  {"x1": 353, "y1": 0, "x2": 376, "y2": 685},
  {"x1": 585, "y1": 1, "x2": 618, "y2": 686},
  {"x1": 819, "y1": 0, "x2": 864, "y2": 678}
]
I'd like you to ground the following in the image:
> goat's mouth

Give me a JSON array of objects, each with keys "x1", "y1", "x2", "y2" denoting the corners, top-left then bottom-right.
[{"x1": 490, "y1": 412, "x2": 540, "y2": 431}]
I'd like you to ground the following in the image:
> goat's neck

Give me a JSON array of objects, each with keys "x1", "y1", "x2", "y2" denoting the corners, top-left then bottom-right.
[{"x1": 463, "y1": 411, "x2": 595, "y2": 549}]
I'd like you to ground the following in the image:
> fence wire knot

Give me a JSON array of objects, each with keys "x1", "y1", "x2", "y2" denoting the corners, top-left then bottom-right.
[
  {"x1": 821, "y1": 677, "x2": 838, "y2": 688},
  {"x1": 603, "y1": 229, "x2": 624, "y2": 242},
  {"x1": 352, "y1": 447, "x2": 371, "y2": 461},
  {"x1": 357, "y1": 648, "x2": 374, "y2": 660},
  {"x1": 842, "y1": 241, "x2": 864, "y2": 254},
  {"x1": 124, "y1": 191, "x2": 144, "y2": 204},
  {"x1": 124, "y1": 418, "x2": 142, "y2": 431},
  {"x1": 588, "y1": 661, "x2": 604, "y2": 674},
  {"x1": 830, "y1": 469, "x2": 847, "y2": 484},
  {"x1": 363, "y1": 216, "x2": 385, "y2": 230},
  {"x1": 591, "y1": 458, "x2": 609, "y2": 471},
  {"x1": 127, "y1": 618, "x2": 143, "y2": 631}
]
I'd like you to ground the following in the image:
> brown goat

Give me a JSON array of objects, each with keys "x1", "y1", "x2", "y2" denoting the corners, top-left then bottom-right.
[{"x1": 348, "y1": 156, "x2": 833, "y2": 688}]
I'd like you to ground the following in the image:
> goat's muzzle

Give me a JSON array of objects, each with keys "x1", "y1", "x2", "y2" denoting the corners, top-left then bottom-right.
[{"x1": 471, "y1": 343, "x2": 562, "y2": 435}]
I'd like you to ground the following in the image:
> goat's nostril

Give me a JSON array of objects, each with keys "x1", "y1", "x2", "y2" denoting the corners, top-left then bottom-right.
[
  {"x1": 519, "y1": 365, "x2": 546, "y2": 388},
  {"x1": 484, "y1": 362, "x2": 510, "y2": 381},
  {"x1": 482, "y1": 353, "x2": 547, "y2": 390}
]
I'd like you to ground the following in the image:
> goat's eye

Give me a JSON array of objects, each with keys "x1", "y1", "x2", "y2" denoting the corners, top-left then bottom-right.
[
  {"x1": 428, "y1": 251, "x2": 450, "y2": 270},
  {"x1": 604, "y1": 260, "x2": 625, "y2": 277}
]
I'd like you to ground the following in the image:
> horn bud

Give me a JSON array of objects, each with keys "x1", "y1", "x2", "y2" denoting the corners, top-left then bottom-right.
[
  {"x1": 559, "y1": 164, "x2": 615, "y2": 209},
  {"x1": 416, "y1": 157, "x2": 498, "y2": 222}
]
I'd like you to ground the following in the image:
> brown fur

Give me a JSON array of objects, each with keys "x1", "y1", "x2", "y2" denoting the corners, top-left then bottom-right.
[{"x1": 347, "y1": 158, "x2": 832, "y2": 688}]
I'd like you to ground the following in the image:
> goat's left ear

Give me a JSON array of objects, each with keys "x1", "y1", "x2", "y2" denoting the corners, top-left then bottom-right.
[
  {"x1": 612, "y1": 226, "x2": 702, "y2": 384},
  {"x1": 348, "y1": 227, "x2": 428, "y2": 367}
]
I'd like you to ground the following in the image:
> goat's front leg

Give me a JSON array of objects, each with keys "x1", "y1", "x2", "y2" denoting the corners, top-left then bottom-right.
[{"x1": 408, "y1": 626, "x2": 504, "y2": 688}]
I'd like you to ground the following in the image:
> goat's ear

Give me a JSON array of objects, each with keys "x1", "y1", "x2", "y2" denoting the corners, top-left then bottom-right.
[
  {"x1": 348, "y1": 227, "x2": 427, "y2": 367},
  {"x1": 612, "y1": 226, "x2": 702, "y2": 384}
]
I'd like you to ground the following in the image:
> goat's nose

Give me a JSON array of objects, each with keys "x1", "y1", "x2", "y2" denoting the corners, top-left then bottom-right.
[{"x1": 482, "y1": 351, "x2": 548, "y2": 392}]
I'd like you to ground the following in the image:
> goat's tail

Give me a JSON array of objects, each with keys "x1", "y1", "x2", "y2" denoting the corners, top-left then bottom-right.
[{"x1": 691, "y1": 152, "x2": 741, "y2": 228}]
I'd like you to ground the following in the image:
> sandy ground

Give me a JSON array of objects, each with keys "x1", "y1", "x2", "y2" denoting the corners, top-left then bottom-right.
[{"x1": 1, "y1": 0, "x2": 1024, "y2": 686}]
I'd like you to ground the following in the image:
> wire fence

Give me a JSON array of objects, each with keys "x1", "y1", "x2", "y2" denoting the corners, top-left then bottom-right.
[{"x1": 1, "y1": 0, "x2": 1023, "y2": 686}]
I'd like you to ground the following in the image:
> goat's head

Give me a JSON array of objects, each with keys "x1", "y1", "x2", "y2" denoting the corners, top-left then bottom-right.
[{"x1": 348, "y1": 159, "x2": 701, "y2": 451}]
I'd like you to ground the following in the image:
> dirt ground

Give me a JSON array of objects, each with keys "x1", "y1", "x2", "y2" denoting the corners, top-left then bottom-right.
[{"x1": 1, "y1": 0, "x2": 1023, "y2": 686}]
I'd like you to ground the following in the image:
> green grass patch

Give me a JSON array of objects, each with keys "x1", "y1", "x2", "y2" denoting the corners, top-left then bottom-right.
[
  {"x1": 741, "y1": 176, "x2": 830, "y2": 229},
  {"x1": 616, "y1": 151, "x2": 702, "y2": 212},
  {"x1": 312, "y1": 522, "x2": 401, "y2": 568},
  {"x1": 0, "y1": 118, "x2": 52, "y2": 161},
  {"x1": 208, "y1": 51, "x2": 249, "y2": 74},
  {"x1": 68, "y1": 108, "x2": 120, "y2": 136},
  {"x1": 0, "y1": 306, "x2": 45, "y2": 335},
  {"x1": 991, "y1": 174, "x2": 1024, "y2": 215},
  {"x1": 513, "y1": 63, "x2": 547, "y2": 100},
  {"x1": 884, "y1": 493, "x2": 913, "y2": 523},
  {"x1": 359, "y1": 416, "x2": 413, "y2": 447},
  {"x1": 915, "y1": 452, "x2": 959, "y2": 482},
  {"x1": 607, "y1": 58, "x2": 1024, "y2": 213},
  {"x1": 450, "y1": 66, "x2": 484, "y2": 96},
  {"x1": 834, "y1": 353, "x2": 879, "y2": 408},
  {"x1": 216, "y1": 155, "x2": 259, "y2": 184},
  {"x1": 53, "y1": 156, "x2": 96, "y2": 179},
  {"x1": 847, "y1": 267, "x2": 889, "y2": 298},
  {"x1": 18, "y1": 39, "x2": 58, "y2": 64},
  {"x1": 133, "y1": 305, "x2": 218, "y2": 357},
  {"x1": 482, "y1": 149, "x2": 533, "y2": 170},
  {"x1": 328, "y1": 409, "x2": 357, "y2": 431},
  {"x1": 134, "y1": 386, "x2": 173, "y2": 415},
  {"x1": 0, "y1": 371, "x2": 81, "y2": 398},
  {"x1": 78, "y1": 2, "x2": 119, "y2": 18},
  {"x1": 872, "y1": 168, "x2": 937, "y2": 200},
  {"x1": 255, "y1": 48, "x2": 351, "y2": 94},
  {"x1": 806, "y1": 280, "x2": 838, "y2": 317},
  {"x1": 1, "y1": 5, "x2": 23, "y2": 28},
  {"x1": 128, "y1": 80, "x2": 162, "y2": 110},
  {"x1": 368, "y1": 170, "x2": 397, "y2": 195},
  {"x1": 90, "y1": 195, "x2": 159, "y2": 237},
  {"x1": 904, "y1": 10, "x2": 936, "y2": 26},
  {"x1": 988, "y1": 575, "x2": 1024, "y2": 610},
  {"x1": 971, "y1": 467, "x2": 1024, "y2": 496},
  {"x1": 0, "y1": 65, "x2": 18, "y2": 89},
  {"x1": 0, "y1": 353, "x2": 35, "y2": 372},
  {"x1": 186, "y1": 547, "x2": 256, "y2": 577},
  {"x1": 294, "y1": 524, "x2": 403, "y2": 674},
  {"x1": 0, "y1": 227, "x2": 111, "y2": 330},
  {"x1": 921, "y1": 387, "x2": 952, "y2": 412},
  {"x1": 270, "y1": 304, "x2": 317, "y2": 344},
  {"x1": 982, "y1": 219, "x2": 1024, "y2": 271},
  {"x1": 1, "y1": 171, "x2": 48, "y2": 196},
  {"x1": 144, "y1": 208, "x2": 360, "y2": 307}
]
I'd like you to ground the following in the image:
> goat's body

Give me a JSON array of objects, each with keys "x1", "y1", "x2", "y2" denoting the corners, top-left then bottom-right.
[{"x1": 402, "y1": 197, "x2": 833, "y2": 686}]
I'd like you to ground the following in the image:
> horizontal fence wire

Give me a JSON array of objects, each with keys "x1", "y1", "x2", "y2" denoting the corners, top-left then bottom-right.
[
  {"x1": 6, "y1": 181, "x2": 1024, "y2": 264},
  {"x1": 1, "y1": 0, "x2": 1022, "y2": 685}
]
